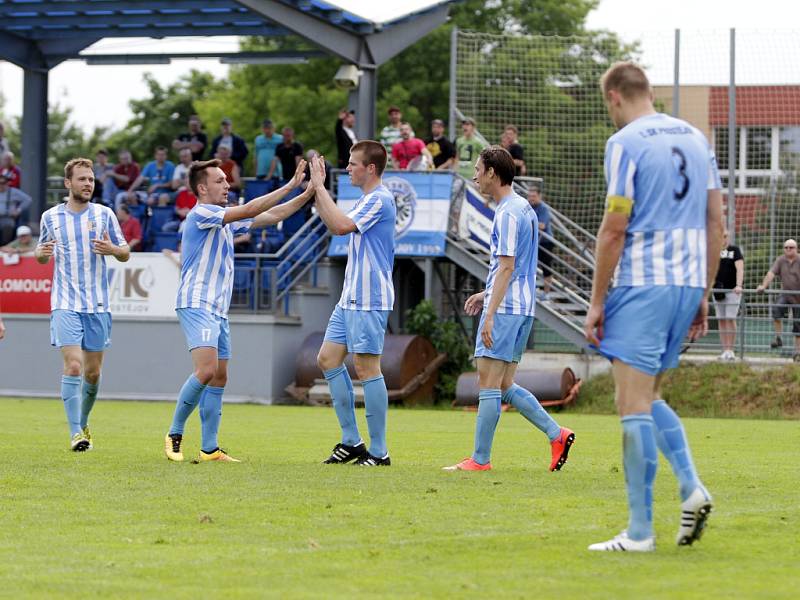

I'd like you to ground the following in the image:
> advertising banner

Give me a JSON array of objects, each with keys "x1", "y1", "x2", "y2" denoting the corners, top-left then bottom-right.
[
  {"x1": 328, "y1": 171, "x2": 453, "y2": 257},
  {"x1": 0, "y1": 254, "x2": 180, "y2": 317}
]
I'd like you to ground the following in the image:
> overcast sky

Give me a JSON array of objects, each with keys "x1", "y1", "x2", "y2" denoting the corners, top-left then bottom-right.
[{"x1": 0, "y1": 0, "x2": 797, "y2": 130}]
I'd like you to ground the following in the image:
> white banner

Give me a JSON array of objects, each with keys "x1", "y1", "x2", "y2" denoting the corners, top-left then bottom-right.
[
  {"x1": 107, "y1": 253, "x2": 181, "y2": 318},
  {"x1": 457, "y1": 183, "x2": 496, "y2": 251}
]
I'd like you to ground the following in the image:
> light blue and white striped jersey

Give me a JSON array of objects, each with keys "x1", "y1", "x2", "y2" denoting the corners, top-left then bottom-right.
[
  {"x1": 38, "y1": 202, "x2": 126, "y2": 313},
  {"x1": 484, "y1": 192, "x2": 538, "y2": 316},
  {"x1": 337, "y1": 184, "x2": 396, "y2": 311},
  {"x1": 176, "y1": 203, "x2": 252, "y2": 317},
  {"x1": 606, "y1": 113, "x2": 722, "y2": 288}
]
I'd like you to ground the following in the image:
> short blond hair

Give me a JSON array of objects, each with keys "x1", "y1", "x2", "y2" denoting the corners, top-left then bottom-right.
[
  {"x1": 64, "y1": 157, "x2": 94, "y2": 179},
  {"x1": 600, "y1": 61, "x2": 651, "y2": 100}
]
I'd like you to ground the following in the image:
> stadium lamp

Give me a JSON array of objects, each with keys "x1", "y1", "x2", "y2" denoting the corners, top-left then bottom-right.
[{"x1": 334, "y1": 64, "x2": 362, "y2": 89}]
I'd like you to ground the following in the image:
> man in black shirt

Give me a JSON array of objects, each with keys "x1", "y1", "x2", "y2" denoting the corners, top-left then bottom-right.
[
  {"x1": 172, "y1": 115, "x2": 208, "y2": 162},
  {"x1": 501, "y1": 125, "x2": 526, "y2": 177},
  {"x1": 713, "y1": 230, "x2": 744, "y2": 361},
  {"x1": 426, "y1": 119, "x2": 455, "y2": 170},
  {"x1": 209, "y1": 118, "x2": 249, "y2": 172},
  {"x1": 335, "y1": 109, "x2": 358, "y2": 169},
  {"x1": 274, "y1": 127, "x2": 304, "y2": 184}
]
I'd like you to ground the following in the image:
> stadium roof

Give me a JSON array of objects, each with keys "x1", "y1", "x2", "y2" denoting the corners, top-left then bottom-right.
[
  {"x1": 1, "y1": 0, "x2": 454, "y2": 217},
  {"x1": 0, "y1": 0, "x2": 453, "y2": 67}
]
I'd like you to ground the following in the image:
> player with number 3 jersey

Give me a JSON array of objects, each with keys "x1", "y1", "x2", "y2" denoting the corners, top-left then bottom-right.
[{"x1": 584, "y1": 62, "x2": 723, "y2": 552}]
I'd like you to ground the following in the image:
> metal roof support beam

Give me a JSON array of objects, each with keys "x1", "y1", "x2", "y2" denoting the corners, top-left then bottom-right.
[
  {"x1": 365, "y1": 4, "x2": 449, "y2": 65},
  {"x1": 234, "y1": 0, "x2": 364, "y2": 64},
  {"x1": 0, "y1": 30, "x2": 42, "y2": 69},
  {"x1": 6, "y1": 12, "x2": 263, "y2": 28},
  {"x1": 0, "y1": 0, "x2": 241, "y2": 14},
  {"x1": 21, "y1": 68, "x2": 49, "y2": 221},
  {"x1": 355, "y1": 66, "x2": 377, "y2": 141},
  {"x1": 11, "y1": 24, "x2": 286, "y2": 40}
]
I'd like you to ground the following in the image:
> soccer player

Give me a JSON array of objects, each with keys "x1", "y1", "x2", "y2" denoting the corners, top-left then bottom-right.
[
  {"x1": 584, "y1": 62, "x2": 723, "y2": 552},
  {"x1": 444, "y1": 147, "x2": 574, "y2": 472},
  {"x1": 308, "y1": 142, "x2": 396, "y2": 466},
  {"x1": 164, "y1": 159, "x2": 313, "y2": 463},
  {"x1": 35, "y1": 158, "x2": 130, "y2": 451}
]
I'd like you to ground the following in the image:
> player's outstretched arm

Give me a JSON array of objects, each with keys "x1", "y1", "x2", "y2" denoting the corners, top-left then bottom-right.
[
  {"x1": 309, "y1": 157, "x2": 357, "y2": 235},
  {"x1": 252, "y1": 186, "x2": 315, "y2": 228},
  {"x1": 223, "y1": 160, "x2": 307, "y2": 224}
]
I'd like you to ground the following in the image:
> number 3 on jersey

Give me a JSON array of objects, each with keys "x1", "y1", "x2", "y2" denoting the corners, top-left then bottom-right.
[{"x1": 671, "y1": 146, "x2": 690, "y2": 200}]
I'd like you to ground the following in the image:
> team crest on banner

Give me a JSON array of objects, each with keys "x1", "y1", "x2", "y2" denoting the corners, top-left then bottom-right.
[
  {"x1": 328, "y1": 172, "x2": 453, "y2": 257},
  {"x1": 384, "y1": 176, "x2": 416, "y2": 237}
]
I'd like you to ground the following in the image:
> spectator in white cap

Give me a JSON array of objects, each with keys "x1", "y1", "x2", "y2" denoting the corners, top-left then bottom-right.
[{"x1": 1, "y1": 224, "x2": 36, "y2": 255}]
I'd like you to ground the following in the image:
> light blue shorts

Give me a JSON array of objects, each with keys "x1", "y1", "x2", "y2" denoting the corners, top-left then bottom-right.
[
  {"x1": 50, "y1": 310, "x2": 112, "y2": 352},
  {"x1": 474, "y1": 312, "x2": 534, "y2": 363},
  {"x1": 324, "y1": 305, "x2": 389, "y2": 355},
  {"x1": 176, "y1": 308, "x2": 231, "y2": 360},
  {"x1": 598, "y1": 285, "x2": 704, "y2": 376}
]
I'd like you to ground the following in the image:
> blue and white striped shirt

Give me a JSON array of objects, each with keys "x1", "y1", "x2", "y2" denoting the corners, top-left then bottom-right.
[
  {"x1": 605, "y1": 113, "x2": 722, "y2": 288},
  {"x1": 176, "y1": 203, "x2": 252, "y2": 317},
  {"x1": 338, "y1": 185, "x2": 396, "y2": 311},
  {"x1": 484, "y1": 192, "x2": 538, "y2": 316},
  {"x1": 38, "y1": 202, "x2": 126, "y2": 313}
]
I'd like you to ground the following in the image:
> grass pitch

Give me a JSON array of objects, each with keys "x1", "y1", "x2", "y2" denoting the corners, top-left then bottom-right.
[{"x1": 0, "y1": 399, "x2": 797, "y2": 599}]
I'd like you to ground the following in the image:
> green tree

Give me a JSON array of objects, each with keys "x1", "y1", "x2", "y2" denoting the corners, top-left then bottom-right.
[{"x1": 105, "y1": 70, "x2": 224, "y2": 165}]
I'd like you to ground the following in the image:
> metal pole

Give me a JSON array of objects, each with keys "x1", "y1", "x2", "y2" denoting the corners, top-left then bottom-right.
[
  {"x1": 448, "y1": 25, "x2": 459, "y2": 141},
  {"x1": 21, "y1": 67, "x2": 49, "y2": 224},
  {"x1": 727, "y1": 28, "x2": 737, "y2": 243},
  {"x1": 672, "y1": 29, "x2": 680, "y2": 117}
]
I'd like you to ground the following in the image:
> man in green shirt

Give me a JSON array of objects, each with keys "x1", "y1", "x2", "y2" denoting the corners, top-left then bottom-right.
[{"x1": 456, "y1": 117, "x2": 487, "y2": 179}]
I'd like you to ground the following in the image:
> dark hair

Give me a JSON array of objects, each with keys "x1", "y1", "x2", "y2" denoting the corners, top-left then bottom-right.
[
  {"x1": 97, "y1": 149, "x2": 108, "y2": 156},
  {"x1": 601, "y1": 61, "x2": 651, "y2": 99},
  {"x1": 189, "y1": 159, "x2": 221, "y2": 196},
  {"x1": 479, "y1": 146, "x2": 515, "y2": 185},
  {"x1": 64, "y1": 157, "x2": 94, "y2": 180},
  {"x1": 350, "y1": 140, "x2": 388, "y2": 176},
  {"x1": 118, "y1": 203, "x2": 130, "y2": 214},
  {"x1": 155, "y1": 146, "x2": 168, "y2": 153}
]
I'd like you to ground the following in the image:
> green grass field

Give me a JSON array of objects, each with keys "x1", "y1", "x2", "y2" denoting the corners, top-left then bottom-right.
[{"x1": 1, "y1": 399, "x2": 797, "y2": 599}]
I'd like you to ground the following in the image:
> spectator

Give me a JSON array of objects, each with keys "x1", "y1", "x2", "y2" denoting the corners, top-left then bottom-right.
[
  {"x1": 1, "y1": 225, "x2": 36, "y2": 255},
  {"x1": 380, "y1": 106, "x2": 404, "y2": 152},
  {"x1": 426, "y1": 119, "x2": 455, "y2": 170},
  {"x1": 501, "y1": 125, "x2": 526, "y2": 176},
  {"x1": 172, "y1": 115, "x2": 208, "y2": 161},
  {"x1": 0, "y1": 121, "x2": 9, "y2": 157},
  {"x1": 527, "y1": 182, "x2": 554, "y2": 300},
  {"x1": 163, "y1": 148, "x2": 197, "y2": 232},
  {"x1": 254, "y1": 119, "x2": 284, "y2": 181},
  {"x1": 116, "y1": 204, "x2": 143, "y2": 252},
  {"x1": 111, "y1": 150, "x2": 142, "y2": 208},
  {"x1": 171, "y1": 147, "x2": 193, "y2": 193},
  {"x1": 0, "y1": 173, "x2": 32, "y2": 246},
  {"x1": 122, "y1": 146, "x2": 175, "y2": 208},
  {"x1": 456, "y1": 117, "x2": 488, "y2": 179},
  {"x1": 713, "y1": 230, "x2": 744, "y2": 361},
  {"x1": 391, "y1": 122, "x2": 433, "y2": 170},
  {"x1": 217, "y1": 144, "x2": 242, "y2": 202},
  {"x1": 92, "y1": 149, "x2": 117, "y2": 206},
  {"x1": 1, "y1": 152, "x2": 21, "y2": 188},
  {"x1": 335, "y1": 108, "x2": 358, "y2": 169},
  {"x1": 273, "y1": 127, "x2": 303, "y2": 184},
  {"x1": 209, "y1": 117, "x2": 248, "y2": 171},
  {"x1": 757, "y1": 238, "x2": 800, "y2": 359}
]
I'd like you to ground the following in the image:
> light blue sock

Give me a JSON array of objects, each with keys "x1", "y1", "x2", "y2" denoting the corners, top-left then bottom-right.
[
  {"x1": 362, "y1": 375, "x2": 389, "y2": 458},
  {"x1": 61, "y1": 375, "x2": 82, "y2": 437},
  {"x1": 323, "y1": 366, "x2": 360, "y2": 446},
  {"x1": 472, "y1": 388, "x2": 501, "y2": 465},
  {"x1": 652, "y1": 399, "x2": 701, "y2": 501},
  {"x1": 80, "y1": 378, "x2": 99, "y2": 429},
  {"x1": 621, "y1": 414, "x2": 658, "y2": 541},
  {"x1": 199, "y1": 385, "x2": 224, "y2": 453},
  {"x1": 503, "y1": 383, "x2": 561, "y2": 441},
  {"x1": 169, "y1": 374, "x2": 206, "y2": 436}
]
